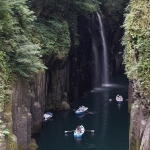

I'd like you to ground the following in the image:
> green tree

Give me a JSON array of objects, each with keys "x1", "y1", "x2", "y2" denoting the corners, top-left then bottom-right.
[
  {"x1": 29, "y1": 0, "x2": 101, "y2": 63},
  {"x1": 0, "y1": 0, "x2": 46, "y2": 79}
]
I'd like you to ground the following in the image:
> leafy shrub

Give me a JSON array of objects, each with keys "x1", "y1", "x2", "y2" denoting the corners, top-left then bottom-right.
[
  {"x1": 31, "y1": 17, "x2": 70, "y2": 61},
  {"x1": 122, "y1": 0, "x2": 150, "y2": 102},
  {"x1": 0, "y1": 0, "x2": 46, "y2": 79}
]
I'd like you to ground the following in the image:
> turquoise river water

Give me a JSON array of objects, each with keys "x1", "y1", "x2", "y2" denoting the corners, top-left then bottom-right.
[{"x1": 33, "y1": 74, "x2": 129, "y2": 150}]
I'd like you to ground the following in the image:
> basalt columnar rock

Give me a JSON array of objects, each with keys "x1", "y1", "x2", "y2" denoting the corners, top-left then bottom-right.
[
  {"x1": 129, "y1": 82, "x2": 150, "y2": 150},
  {"x1": 10, "y1": 65, "x2": 70, "y2": 149},
  {"x1": 12, "y1": 72, "x2": 46, "y2": 149},
  {"x1": 46, "y1": 65, "x2": 70, "y2": 111}
]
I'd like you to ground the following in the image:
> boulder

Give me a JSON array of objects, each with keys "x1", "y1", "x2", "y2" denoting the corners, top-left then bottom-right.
[{"x1": 60, "y1": 101, "x2": 70, "y2": 111}]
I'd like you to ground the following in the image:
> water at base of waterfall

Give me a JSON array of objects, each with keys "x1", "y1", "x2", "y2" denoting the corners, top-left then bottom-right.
[{"x1": 33, "y1": 74, "x2": 129, "y2": 150}]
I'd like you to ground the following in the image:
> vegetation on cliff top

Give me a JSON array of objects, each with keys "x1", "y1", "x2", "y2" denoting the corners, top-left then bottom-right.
[
  {"x1": 0, "y1": 0, "x2": 46, "y2": 79},
  {"x1": 0, "y1": 0, "x2": 101, "y2": 141},
  {"x1": 30, "y1": 0, "x2": 100, "y2": 61},
  {"x1": 122, "y1": 0, "x2": 150, "y2": 105},
  {"x1": 0, "y1": 0, "x2": 101, "y2": 80}
]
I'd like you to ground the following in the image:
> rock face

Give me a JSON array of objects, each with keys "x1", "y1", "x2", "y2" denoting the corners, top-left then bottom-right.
[
  {"x1": 45, "y1": 65, "x2": 70, "y2": 111},
  {"x1": 129, "y1": 82, "x2": 150, "y2": 150},
  {"x1": 12, "y1": 72, "x2": 46, "y2": 149},
  {"x1": 10, "y1": 72, "x2": 56, "y2": 148},
  {"x1": 11, "y1": 64, "x2": 70, "y2": 149},
  {"x1": 0, "y1": 72, "x2": 18, "y2": 150},
  {"x1": 0, "y1": 136, "x2": 7, "y2": 150}
]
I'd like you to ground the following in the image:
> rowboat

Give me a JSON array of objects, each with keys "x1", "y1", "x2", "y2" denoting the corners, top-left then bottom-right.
[
  {"x1": 74, "y1": 125, "x2": 85, "y2": 138},
  {"x1": 116, "y1": 95, "x2": 123, "y2": 104},
  {"x1": 75, "y1": 106, "x2": 88, "y2": 115},
  {"x1": 43, "y1": 112, "x2": 53, "y2": 121}
]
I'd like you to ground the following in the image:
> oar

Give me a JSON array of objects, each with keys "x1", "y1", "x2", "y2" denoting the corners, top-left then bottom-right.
[
  {"x1": 64, "y1": 130, "x2": 74, "y2": 133},
  {"x1": 65, "y1": 130, "x2": 94, "y2": 133},
  {"x1": 86, "y1": 111, "x2": 97, "y2": 114},
  {"x1": 109, "y1": 98, "x2": 115, "y2": 101},
  {"x1": 85, "y1": 130, "x2": 94, "y2": 132},
  {"x1": 86, "y1": 110, "x2": 91, "y2": 114}
]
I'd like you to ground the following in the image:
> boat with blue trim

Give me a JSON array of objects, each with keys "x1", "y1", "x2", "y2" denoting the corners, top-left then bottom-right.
[
  {"x1": 75, "y1": 106, "x2": 88, "y2": 115},
  {"x1": 43, "y1": 112, "x2": 53, "y2": 121},
  {"x1": 74, "y1": 125, "x2": 85, "y2": 138}
]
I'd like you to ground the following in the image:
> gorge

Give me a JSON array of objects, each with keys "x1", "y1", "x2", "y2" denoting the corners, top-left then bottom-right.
[{"x1": 0, "y1": 0, "x2": 150, "y2": 150}]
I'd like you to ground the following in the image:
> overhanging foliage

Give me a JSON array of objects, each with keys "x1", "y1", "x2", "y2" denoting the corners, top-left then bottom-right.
[
  {"x1": 122, "y1": 0, "x2": 150, "y2": 103},
  {"x1": 0, "y1": 0, "x2": 46, "y2": 79}
]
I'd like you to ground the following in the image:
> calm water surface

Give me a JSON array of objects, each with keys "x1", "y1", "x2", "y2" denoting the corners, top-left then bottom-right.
[{"x1": 33, "y1": 74, "x2": 129, "y2": 150}]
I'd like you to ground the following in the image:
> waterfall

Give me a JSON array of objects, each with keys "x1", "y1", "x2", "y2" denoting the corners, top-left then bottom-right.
[
  {"x1": 90, "y1": 14, "x2": 101, "y2": 88},
  {"x1": 97, "y1": 13, "x2": 109, "y2": 85},
  {"x1": 90, "y1": 13, "x2": 109, "y2": 89}
]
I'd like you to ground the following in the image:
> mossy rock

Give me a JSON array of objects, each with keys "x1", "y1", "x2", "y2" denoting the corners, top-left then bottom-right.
[
  {"x1": 3, "y1": 112, "x2": 12, "y2": 122},
  {"x1": 4, "y1": 94, "x2": 12, "y2": 112},
  {"x1": 60, "y1": 101, "x2": 70, "y2": 111},
  {"x1": 27, "y1": 138, "x2": 38, "y2": 150},
  {"x1": 18, "y1": 146, "x2": 25, "y2": 150},
  {"x1": 5, "y1": 134, "x2": 17, "y2": 150},
  {"x1": 0, "y1": 141, "x2": 7, "y2": 150},
  {"x1": 32, "y1": 123, "x2": 42, "y2": 134}
]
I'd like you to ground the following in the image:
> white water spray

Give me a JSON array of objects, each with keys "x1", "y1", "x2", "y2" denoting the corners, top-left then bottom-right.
[{"x1": 97, "y1": 13, "x2": 109, "y2": 85}]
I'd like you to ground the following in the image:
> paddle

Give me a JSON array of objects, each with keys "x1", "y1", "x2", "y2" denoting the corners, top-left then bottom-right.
[
  {"x1": 109, "y1": 98, "x2": 115, "y2": 101},
  {"x1": 85, "y1": 130, "x2": 94, "y2": 132},
  {"x1": 64, "y1": 130, "x2": 74, "y2": 133},
  {"x1": 64, "y1": 130, "x2": 94, "y2": 133},
  {"x1": 86, "y1": 111, "x2": 99, "y2": 114}
]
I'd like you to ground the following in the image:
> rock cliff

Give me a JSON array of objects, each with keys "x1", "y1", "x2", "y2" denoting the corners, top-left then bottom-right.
[
  {"x1": 129, "y1": 81, "x2": 150, "y2": 150},
  {"x1": 12, "y1": 72, "x2": 46, "y2": 149},
  {"x1": 10, "y1": 64, "x2": 70, "y2": 149}
]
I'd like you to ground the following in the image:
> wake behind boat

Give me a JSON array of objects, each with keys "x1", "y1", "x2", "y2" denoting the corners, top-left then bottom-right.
[
  {"x1": 43, "y1": 112, "x2": 53, "y2": 121},
  {"x1": 75, "y1": 106, "x2": 88, "y2": 115},
  {"x1": 74, "y1": 125, "x2": 85, "y2": 138}
]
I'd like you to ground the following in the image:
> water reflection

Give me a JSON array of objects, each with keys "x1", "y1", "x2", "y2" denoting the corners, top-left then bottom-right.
[
  {"x1": 117, "y1": 103, "x2": 122, "y2": 109},
  {"x1": 76, "y1": 113, "x2": 86, "y2": 119},
  {"x1": 60, "y1": 110, "x2": 70, "y2": 118},
  {"x1": 74, "y1": 137, "x2": 82, "y2": 141},
  {"x1": 101, "y1": 91, "x2": 109, "y2": 139}
]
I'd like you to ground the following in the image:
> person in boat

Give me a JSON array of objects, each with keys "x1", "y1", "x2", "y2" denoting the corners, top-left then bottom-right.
[
  {"x1": 79, "y1": 106, "x2": 82, "y2": 111},
  {"x1": 76, "y1": 125, "x2": 81, "y2": 133},
  {"x1": 79, "y1": 106, "x2": 84, "y2": 111},
  {"x1": 81, "y1": 106, "x2": 85, "y2": 111},
  {"x1": 116, "y1": 94, "x2": 120, "y2": 101},
  {"x1": 116, "y1": 94, "x2": 123, "y2": 102},
  {"x1": 119, "y1": 95, "x2": 123, "y2": 101}
]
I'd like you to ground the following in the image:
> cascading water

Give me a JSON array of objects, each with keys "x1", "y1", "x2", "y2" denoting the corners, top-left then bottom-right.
[
  {"x1": 90, "y1": 13, "x2": 109, "y2": 89},
  {"x1": 90, "y1": 14, "x2": 101, "y2": 88},
  {"x1": 97, "y1": 13, "x2": 109, "y2": 85}
]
